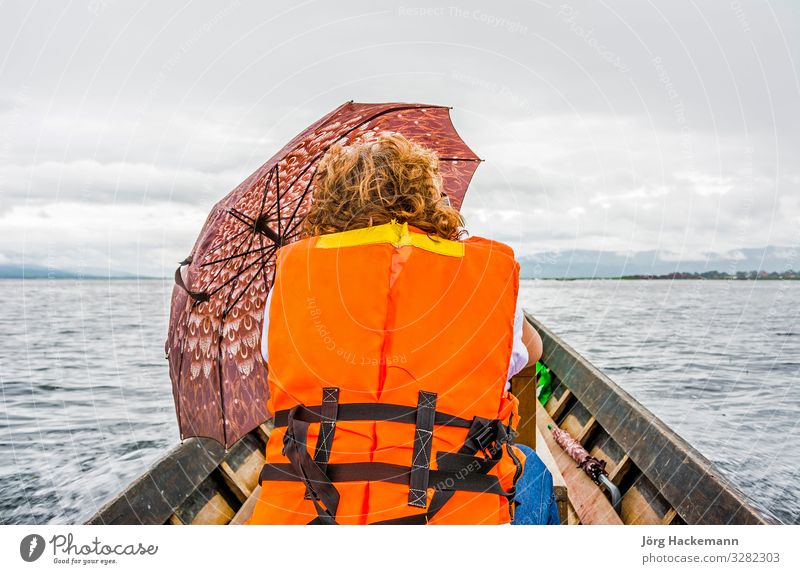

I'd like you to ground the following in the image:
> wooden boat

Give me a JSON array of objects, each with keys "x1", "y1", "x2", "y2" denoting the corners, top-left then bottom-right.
[{"x1": 86, "y1": 315, "x2": 780, "y2": 525}]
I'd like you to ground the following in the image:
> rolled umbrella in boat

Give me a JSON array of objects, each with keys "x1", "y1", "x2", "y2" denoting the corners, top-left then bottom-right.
[
  {"x1": 165, "y1": 101, "x2": 481, "y2": 449},
  {"x1": 548, "y1": 423, "x2": 622, "y2": 511}
]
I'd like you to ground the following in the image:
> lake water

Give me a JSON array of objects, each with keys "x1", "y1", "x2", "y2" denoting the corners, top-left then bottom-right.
[{"x1": 0, "y1": 279, "x2": 797, "y2": 524}]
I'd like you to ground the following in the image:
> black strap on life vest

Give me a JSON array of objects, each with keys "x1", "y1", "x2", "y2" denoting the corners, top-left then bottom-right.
[
  {"x1": 272, "y1": 403, "x2": 472, "y2": 429},
  {"x1": 259, "y1": 462, "x2": 510, "y2": 496},
  {"x1": 370, "y1": 416, "x2": 515, "y2": 525},
  {"x1": 304, "y1": 387, "x2": 339, "y2": 500},
  {"x1": 282, "y1": 405, "x2": 340, "y2": 524},
  {"x1": 408, "y1": 391, "x2": 437, "y2": 508},
  {"x1": 265, "y1": 395, "x2": 518, "y2": 525}
]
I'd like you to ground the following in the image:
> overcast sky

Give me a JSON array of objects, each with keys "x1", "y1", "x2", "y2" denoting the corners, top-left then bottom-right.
[{"x1": 1, "y1": 0, "x2": 798, "y2": 276}]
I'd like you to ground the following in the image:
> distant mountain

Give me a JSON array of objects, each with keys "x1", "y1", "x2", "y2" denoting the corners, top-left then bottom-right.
[
  {"x1": 3, "y1": 245, "x2": 797, "y2": 280},
  {"x1": 0, "y1": 263, "x2": 144, "y2": 279},
  {"x1": 518, "y1": 246, "x2": 799, "y2": 279}
]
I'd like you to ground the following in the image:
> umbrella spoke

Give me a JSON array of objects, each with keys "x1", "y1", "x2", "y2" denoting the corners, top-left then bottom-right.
[
  {"x1": 202, "y1": 169, "x2": 276, "y2": 300},
  {"x1": 200, "y1": 245, "x2": 274, "y2": 267},
  {"x1": 281, "y1": 207, "x2": 311, "y2": 242},
  {"x1": 227, "y1": 207, "x2": 256, "y2": 227},
  {"x1": 279, "y1": 167, "x2": 317, "y2": 243},
  {"x1": 228, "y1": 168, "x2": 275, "y2": 279},
  {"x1": 199, "y1": 220, "x2": 264, "y2": 290},
  {"x1": 203, "y1": 207, "x2": 262, "y2": 257},
  {"x1": 203, "y1": 225, "x2": 253, "y2": 257},
  {"x1": 205, "y1": 247, "x2": 276, "y2": 299},
  {"x1": 275, "y1": 165, "x2": 281, "y2": 239},
  {"x1": 224, "y1": 249, "x2": 274, "y2": 314}
]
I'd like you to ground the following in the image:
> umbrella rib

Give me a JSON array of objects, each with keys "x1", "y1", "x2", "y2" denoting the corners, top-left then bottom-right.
[
  {"x1": 227, "y1": 207, "x2": 256, "y2": 227},
  {"x1": 205, "y1": 170, "x2": 276, "y2": 301},
  {"x1": 280, "y1": 169, "x2": 318, "y2": 240},
  {"x1": 202, "y1": 225, "x2": 254, "y2": 257},
  {"x1": 205, "y1": 203, "x2": 275, "y2": 256},
  {"x1": 205, "y1": 246, "x2": 275, "y2": 299},
  {"x1": 198, "y1": 224, "x2": 263, "y2": 292},
  {"x1": 212, "y1": 166, "x2": 274, "y2": 449},
  {"x1": 232, "y1": 206, "x2": 256, "y2": 221},
  {"x1": 205, "y1": 200, "x2": 278, "y2": 259},
  {"x1": 256, "y1": 211, "x2": 271, "y2": 306},
  {"x1": 275, "y1": 165, "x2": 281, "y2": 239},
  {"x1": 249, "y1": 164, "x2": 281, "y2": 245},
  {"x1": 280, "y1": 217, "x2": 307, "y2": 245},
  {"x1": 230, "y1": 168, "x2": 275, "y2": 279},
  {"x1": 282, "y1": 167, "x2": 317, "y2": 240},
  {"x1": 224, "y1": 247, "x2": 277, "y2": 314},
  {"x1": 200, "y1": 246, "x2": 271, "y2": 267}
]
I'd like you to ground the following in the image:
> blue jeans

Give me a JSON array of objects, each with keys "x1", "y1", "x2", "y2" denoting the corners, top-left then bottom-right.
[{"x1": 511, "y1": 443, "x2": 561, "y2": 525}]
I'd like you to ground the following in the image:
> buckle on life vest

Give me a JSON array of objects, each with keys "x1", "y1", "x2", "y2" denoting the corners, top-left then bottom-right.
[{"x1": 472, "y1": 420, "x2": 499, "y2": 459}]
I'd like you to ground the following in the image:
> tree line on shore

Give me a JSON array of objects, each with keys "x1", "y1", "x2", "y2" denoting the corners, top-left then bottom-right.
[{"x1": 619, "y1": 270, "x2": 799, "y2": 280}]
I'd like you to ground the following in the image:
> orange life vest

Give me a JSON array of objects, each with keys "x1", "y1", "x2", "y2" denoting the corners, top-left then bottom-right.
[{"x1": 246, "y1": 221, "x2": 526, "y2": 525}]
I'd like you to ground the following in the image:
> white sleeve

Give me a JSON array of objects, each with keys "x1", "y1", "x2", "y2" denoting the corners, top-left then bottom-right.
[
  {"x1": 506, "y1": 289, "x2": 529, "y2": 385},
  {"x1": 260, "y1": 289, "x2": 273, "y2": 364}
]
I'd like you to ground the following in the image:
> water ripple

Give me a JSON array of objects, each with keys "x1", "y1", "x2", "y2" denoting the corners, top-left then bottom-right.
[{"x1": 521, "y1": 279, "x2": 800, "y2": 524}]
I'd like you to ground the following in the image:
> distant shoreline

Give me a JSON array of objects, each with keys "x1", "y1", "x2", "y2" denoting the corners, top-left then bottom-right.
[
  {"x1": 4, "y1": 270, "x2": 798, "y2": 282},
  {"x1": 0, "y1": 275, "x2": 165, "y2": 280},
  {"x1": 5, "y1": 275, "x2": 799, "y2": 282},
  {"x1": 525, "y1": 271, "x2": 799, "y2": 281},
  {"x1": 528, "y1": 276, "x2": 800, "y2": 281}
]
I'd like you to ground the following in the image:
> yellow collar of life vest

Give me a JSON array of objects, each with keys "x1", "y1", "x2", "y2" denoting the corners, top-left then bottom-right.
[{"x1": 313, "y1": 220, "x2": 465, "y2": 258}]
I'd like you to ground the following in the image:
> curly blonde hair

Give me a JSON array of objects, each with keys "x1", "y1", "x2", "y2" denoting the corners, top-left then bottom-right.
[{"x1": 302, "y1": 133, "x2": 465, "y2": 240}]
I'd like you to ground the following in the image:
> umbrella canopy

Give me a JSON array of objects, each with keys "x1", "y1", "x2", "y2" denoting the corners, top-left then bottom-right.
[{"x1": 165, "y1": 101, "x2": 481, "y2": 448}]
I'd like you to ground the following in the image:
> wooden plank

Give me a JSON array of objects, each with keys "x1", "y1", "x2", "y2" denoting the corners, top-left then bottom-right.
[
  {"x1": 620, "y1": 473, "x2": 674, "y2": 525},
  {"x1": 608, "y1": 453, "x2": 631, "y2": 483},
  {"x1": 230, "y1": 485, "x2": 261, "y2": 525},
  {"x1": 256, "y1": 422, "x2": 273, "y2": 445},
  {"x1": 576, "y1": 416, "x2": 597, "y2": 443},
  {"x1": 525, "y1": 312, "x2": 779, "y2": 526},
  {"x1": 188, "y1": 493, "x2": 235, "y2": 525},
  {"x1": 662, "y1": 507, "x2": 678, "y2": 525},
  {"x1": 588, "y1": 433, "x2": 628, "y2": 480},
  {"x1": 168, "y1": 475, "x2": 236, "y2": 525},
  {"x1": 85, "y1": 437, "x2": 226, "y2": 525},
  {"x1": 545, "y1": 387, "x2": 572, "y2": 421},
  {"x1": 621, "y1": 483, "x2": 662, "y2": 525},
  {"x1": 219, "y1": 433, "x2": 265, "y2": 499},
  {"x1": 567, "y1": 503, "x2": 581, "y2": 525},
  {"x1": 511, "y1": 367, "x2": 537, "y2": 449},
  {"x1": 536, "y1": 401, "x2": 623, "y2": 525},
  {"x1": 219, "y1": 461, "x2": 251, "y2": 503},
  {"x1": 235, "y1": 448, "x2": 266, "y2": 493}
]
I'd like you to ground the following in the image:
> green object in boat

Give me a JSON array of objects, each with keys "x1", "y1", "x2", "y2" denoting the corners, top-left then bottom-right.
[{"x1": 536, "y1": 361, "x2": 552, "y2": 406}]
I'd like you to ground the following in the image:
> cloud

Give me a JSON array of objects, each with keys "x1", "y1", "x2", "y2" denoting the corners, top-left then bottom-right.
[
  {"x1": 0, "y1": 0, "x2": 798, "y2": 274},
  {"x1": 0, "y1": 202, "x2": 210, "y2": 277},
  {"x1": 0, "y1": 158, "x2": 245, "y2": 205}
]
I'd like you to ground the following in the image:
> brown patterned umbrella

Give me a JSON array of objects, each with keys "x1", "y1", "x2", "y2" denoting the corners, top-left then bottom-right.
[{"x1": 165, "y1": 101, "x2": 481, "y2": 449}]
